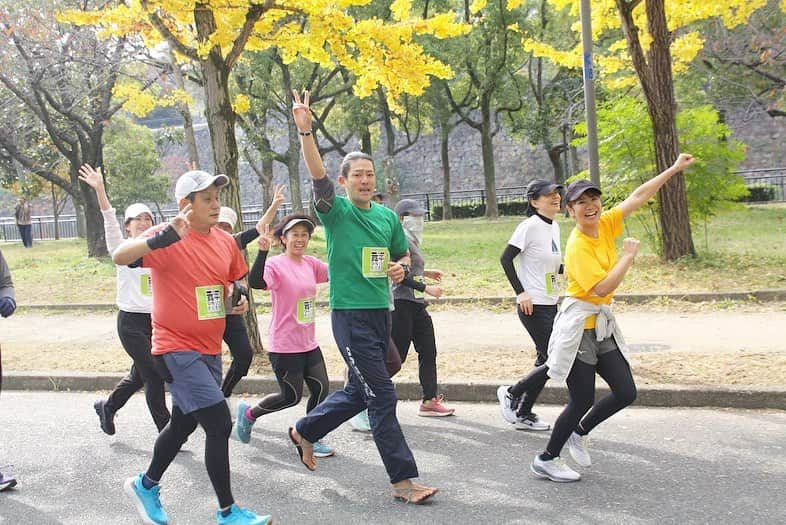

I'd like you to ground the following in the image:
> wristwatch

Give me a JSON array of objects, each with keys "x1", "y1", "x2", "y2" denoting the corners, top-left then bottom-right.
[{"x1": 400, "y1": 263, "x2": 411, "y2": 275}]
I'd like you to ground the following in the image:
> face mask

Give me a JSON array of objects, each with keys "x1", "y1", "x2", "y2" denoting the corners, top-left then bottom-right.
[{"x1": 402, "y1": 215, "x2": 424, "y2": 244}]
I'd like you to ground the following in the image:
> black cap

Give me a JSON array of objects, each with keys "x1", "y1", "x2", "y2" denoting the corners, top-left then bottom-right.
[
  {"x1": 526, "y1": 179, "x2": 563, "y2": 200},
  {"x1": 565, "y1": 179, "x2": 602, "y2": 202}
]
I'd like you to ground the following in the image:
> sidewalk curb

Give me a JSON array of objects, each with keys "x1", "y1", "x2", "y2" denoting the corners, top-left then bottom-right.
[
  {"x1": 3, "y1": 373, "x2": 784, "y2": 410},
  {"x1": 15, "y1": 289, "x2": 786, "y2": 312}
]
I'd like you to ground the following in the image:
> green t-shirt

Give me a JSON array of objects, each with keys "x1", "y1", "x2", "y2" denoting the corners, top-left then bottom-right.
[{"x1": 317, "y1": 196, "x2": 408, "y2": 309}]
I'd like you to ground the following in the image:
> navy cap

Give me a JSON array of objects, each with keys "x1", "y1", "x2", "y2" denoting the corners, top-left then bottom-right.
[
  {"x1": 394, "y1": 199, "x2": 426, "y2": 216},
  {"x1": 565, "y1": 179, "x2": 602, "y2": 202}
]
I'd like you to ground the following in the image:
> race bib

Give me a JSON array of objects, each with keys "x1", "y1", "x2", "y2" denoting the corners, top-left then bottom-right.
[
  {"x1": 140, "y1": 274, "x2": 152, "y2": 297},
  {"x1": 361, "y1": 247, "x2": 390, "y2": 278},
  {"x1": 297, "y1": 297, "x2": 316, "y2": 324},
  {"x1": 545, "y1": 272, "x2": 562, "y2": 296},
  {"x1": 195, "y1": 285, "x2": 225, "y2": 320},
  {"x1": 413, "y1": 275, "x2": 426, "y2": 299}
]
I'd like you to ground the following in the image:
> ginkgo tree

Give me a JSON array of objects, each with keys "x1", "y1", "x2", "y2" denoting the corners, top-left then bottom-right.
[
  {"x1": 63, "y1": 0, "x2": 466, "y2": 353},
  {"x1": 522, "y1": 0, "x2": 779, "y2": 260},
  {"x1": 63, "y1": 0, "x2": 467, "y2": 224}
]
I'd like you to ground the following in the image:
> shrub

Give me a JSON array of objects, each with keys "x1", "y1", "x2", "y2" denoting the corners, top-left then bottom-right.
[{"x1": 740, "y1": 183, "x2": 779, "y2": 202}]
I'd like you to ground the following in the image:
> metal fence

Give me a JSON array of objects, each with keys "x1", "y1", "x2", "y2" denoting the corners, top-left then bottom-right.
[{"x1": 1, "y1": 170, "x2": 782, "y2": 242}]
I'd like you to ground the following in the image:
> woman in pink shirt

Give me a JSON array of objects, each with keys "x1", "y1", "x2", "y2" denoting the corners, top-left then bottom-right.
[{"x1": 232, "y1": 213, "x2": 335, "y2": 457}]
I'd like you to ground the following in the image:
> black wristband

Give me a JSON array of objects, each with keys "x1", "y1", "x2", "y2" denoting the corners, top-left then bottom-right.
[
  {"x1": 146, "y1": 225, "x2": 181, "y2": 251},
  {"x1": 298, "y1": 130, "x2": 312, "y2": 136}
]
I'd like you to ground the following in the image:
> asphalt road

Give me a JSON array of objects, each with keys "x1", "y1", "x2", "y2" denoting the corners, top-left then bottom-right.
[{"x1": 0, "y1": 392, "x2": 784, "y2": 525}]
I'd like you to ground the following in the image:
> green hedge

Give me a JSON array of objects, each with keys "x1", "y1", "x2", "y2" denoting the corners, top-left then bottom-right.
[
  {"x1": 739, "y1": 183, "x2": 781, "y2": 203},
  {"x1": 432, "y1": 199, "x2": 530, "y2": 220}
]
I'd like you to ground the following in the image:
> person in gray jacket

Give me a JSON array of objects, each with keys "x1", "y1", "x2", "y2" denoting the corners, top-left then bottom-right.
[{"x1": 1, "y1": 248, "x2": 18, "y2": 491}]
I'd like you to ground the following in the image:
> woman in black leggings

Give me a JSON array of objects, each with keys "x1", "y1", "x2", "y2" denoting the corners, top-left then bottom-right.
[
  {"x1": 232, "y1": 212, "x2": 334, "y2": 458},
  {"x1": 531, "y1": 154, "x2": 695, "y2": 483},
  {"x1": 498, "y1": 180, "x2": 563, "y2": 430}
]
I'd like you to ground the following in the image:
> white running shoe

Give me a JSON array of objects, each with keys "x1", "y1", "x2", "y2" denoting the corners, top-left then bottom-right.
[
  {"x1": 514, "y1": 413, "x2": 550, "y2": 431},
  {"x1": 531, "y1": 455, "x2": 581, "y2": 483},
  {"x1": 496, "y1": 385, "x2": 518, "y2": 424},
  {"x1": 567, "y1": 432, "x2": 592, "y2": 467}
]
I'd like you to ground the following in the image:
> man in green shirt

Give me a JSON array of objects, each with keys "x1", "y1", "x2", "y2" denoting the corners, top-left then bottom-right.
[{"x1": 287, "y1": 90, "x2": 438, "y2": 504}]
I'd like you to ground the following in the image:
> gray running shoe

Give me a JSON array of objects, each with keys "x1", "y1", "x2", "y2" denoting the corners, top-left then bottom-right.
[
  {"x1": 531, "y1": 455, "x2": 581, "y2": 483},
  {"x1": 496, "y1": 385, "x2": 518, "y2": 424},
  {"x1": 0, "y1": 470, "x2": 17, "y2": 492},
  {"x1": 568, "y1": 432, "x2": 592, "y2": 467}
]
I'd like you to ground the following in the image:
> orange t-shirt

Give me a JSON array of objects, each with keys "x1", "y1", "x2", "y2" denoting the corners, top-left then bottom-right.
[{"x1": 142, "y1": 225, "x2": 248, "y2": 355}]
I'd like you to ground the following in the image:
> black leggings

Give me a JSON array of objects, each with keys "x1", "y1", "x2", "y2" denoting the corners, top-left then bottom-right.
[
  {"x1": 509, "y1": 304, "x2": 556, "y2": 415},
  {"x1": 249, "y1": 348, "x2": 329, "y2": 419},
  {"x1": 107, "y1": 311, "x2": 170, "y2": 431},
  {"x1": 391, "y1": 300, "x2": 438, "y2": 400},
  {"x1": 545, "y1": 348, "x2": 637, "y2": 458},
  {"x1": 221, "y1": 314, "x2": 254, "y2": 398},
  {"x1": 147, "y1": 401, "x2": 234, "y2": 508}
]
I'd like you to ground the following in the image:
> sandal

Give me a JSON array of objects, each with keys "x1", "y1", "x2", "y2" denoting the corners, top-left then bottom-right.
[
  {"x1": 392, "y1": 484, "x2": 438, "y2": 504},
  {"x1": 288, "y1": 427, "x2": 316, "y2": 471}
]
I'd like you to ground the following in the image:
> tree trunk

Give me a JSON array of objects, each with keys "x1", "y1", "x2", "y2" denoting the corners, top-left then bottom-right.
[
  {"x1": 618, "y1": 0, "x2": 694, "y2": 260},
  {"x1": 196, "y1": 12, "x2": 263, "y2": 354},
  {"x1": 382, "y1": 157, "x2": 399, "y2": 207},
  {"x1": 280, "y1": 63, "x2": 302, "y2": 212},
  {"x1": 547, "y1": 145, "x2": 566, "y2": 186},
  {"x1": 480, "y1": 94, "x2": 498, "y2": 218},
  {"x1": 440, "y1": 122, "x2": 452, "y2": 220},
  {"x1": 51, "y1": 182, "x2": 60, "y2": 240},
  {"x1": 170, "y1": 51, "x2": 200, "y2": 169}
]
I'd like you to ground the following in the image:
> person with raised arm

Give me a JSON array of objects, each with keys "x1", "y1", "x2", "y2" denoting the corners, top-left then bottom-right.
[
  {"x1": 531, "y1": 154, "x2": 695, "y2": 483},
  {"x1": 285, "y1": 90, "x2": 437, "y2": 504}
]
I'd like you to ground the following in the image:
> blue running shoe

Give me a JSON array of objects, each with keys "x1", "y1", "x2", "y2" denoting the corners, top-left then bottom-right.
[
  {"x1": 233, "y1": 402, "x2": 254, "y2": 444},
  {"x1": 348, "y1": 409, "x2": 371, "y2": 432},
  {"x1": 124, "y1": 474, "x2": 168, "y2": 525},
  {"x1": 312, "y1": 441, "x2": 335, "y2": 458},
  {"x1": 217, "y1": 503, "x2": 272, "y2": 524}
]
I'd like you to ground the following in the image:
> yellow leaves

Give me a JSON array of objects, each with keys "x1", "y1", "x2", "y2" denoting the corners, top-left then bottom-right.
[
  {"x1": 390, "y1": 0, "x2": 412, "y2": 21},
  {"x1": 470, "y1": 0, "x2": 488, "y2": 14},
  {"x1": 531, "y1": 0, "x2": 772, "y2": 95},
  {"x1": 113, "y1": 84, "x2": 191, "y2": 117},
  {"x1": 232, "y1": 94, "x2": 250, "y2": 114},
  {"x1": 522, "y1": 39, "x2": 582, "y2": 69}
]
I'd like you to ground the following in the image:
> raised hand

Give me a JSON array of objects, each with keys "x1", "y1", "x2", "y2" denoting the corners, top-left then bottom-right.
[
  {"x1": 292, "y1": 89, "x2": 313, "y2": 133},
  {"x1": 672, "y1": 153, "x2": 695, "y2": 171},
  {"x1": 257, "y1": 223, "x2": 272, "y2": 251},
  {"x1": 171, "y1": 203, "x2": 192, "y2": 239},
  {"x1": 257, "y1": 184, "x2": 287, "y2": 234},
  {"x1": 78, "y1": 164, "x2": 104, "y2": 190},
  {"x1": 622, "y1": 237, "x2": 640, "y2": 258}
]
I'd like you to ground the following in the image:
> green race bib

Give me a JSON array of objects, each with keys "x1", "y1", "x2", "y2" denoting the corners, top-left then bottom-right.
[
  {"x1": 545, "y1": 272, "x2": 562, "y2": 296},
  {"x1": 140, "y1": 274, "x2": 152, "y2": 296},
  {"x1": 195, "y1": 285, "x2": 225, "y2": 320},
  {"x1": 297, "y1": 297, "x2": 316, "y2": 324},
  {"x1": 361, "y1": 247, "x2": 390, "y2": 278}
]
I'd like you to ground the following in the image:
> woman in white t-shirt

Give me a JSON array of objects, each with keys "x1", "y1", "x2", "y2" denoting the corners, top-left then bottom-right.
[
  {"x1": 497, "y1": 180, "x2": 563, "y2": 431},
  {"x1": 232, "y1": 212, "x2": 335, "y2": 458},
  {"x1": 78, "y1": 164, "x2": 170, "y2": 435}
]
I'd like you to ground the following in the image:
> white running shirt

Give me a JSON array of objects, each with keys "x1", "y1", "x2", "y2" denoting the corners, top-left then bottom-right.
[{"x1": 507, "y1": 215, "x2": 562, "y2": 305}]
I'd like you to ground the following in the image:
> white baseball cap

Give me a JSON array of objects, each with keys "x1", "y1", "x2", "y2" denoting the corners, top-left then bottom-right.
[
  {"x1": 174, "y1": 170, "x2": 229, "y2": 200},
  {"x1": 218, "y1": 206, "x2": 238, "y2": 228},
  {"x1": 124, "y1": 203, "x2": 154, "y2": 222}
]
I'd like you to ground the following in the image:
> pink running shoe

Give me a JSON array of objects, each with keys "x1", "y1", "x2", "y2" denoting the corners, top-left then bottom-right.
[{"x1": 418, "y1": 395, "x2": 455, "y2": 417}]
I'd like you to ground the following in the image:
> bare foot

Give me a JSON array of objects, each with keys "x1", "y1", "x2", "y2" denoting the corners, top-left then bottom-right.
[
  {"x1": 288, "y1": 426, "x2": 316, "y2": 471},
  {"x1": 391, "y1": 480, "x2": 438, "y2": 504}
]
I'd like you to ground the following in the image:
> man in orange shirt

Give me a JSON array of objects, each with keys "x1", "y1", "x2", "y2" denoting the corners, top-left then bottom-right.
[{"x1": 113, "y1": 170, "x2": 271, "y2": 525}]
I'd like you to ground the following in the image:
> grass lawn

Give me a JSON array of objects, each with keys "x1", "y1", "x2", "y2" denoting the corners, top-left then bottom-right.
[{"x1": 2, "y1": 203, "x2": 784, "y2": 305}]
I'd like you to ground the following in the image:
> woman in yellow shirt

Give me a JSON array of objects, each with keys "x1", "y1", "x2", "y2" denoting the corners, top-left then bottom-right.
[{"x1": 531, "y1": 153, "x2": 695, "y2": 483}]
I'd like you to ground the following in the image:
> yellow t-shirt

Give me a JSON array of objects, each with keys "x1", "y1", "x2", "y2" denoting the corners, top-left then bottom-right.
[{"x1": 564, "y1": 206, "x2": 624, "y2": 328}]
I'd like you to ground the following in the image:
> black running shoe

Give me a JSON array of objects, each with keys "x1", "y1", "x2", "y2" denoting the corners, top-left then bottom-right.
[{"x1": 93, "y1": 400, "x2": 116, "y2": 435}]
